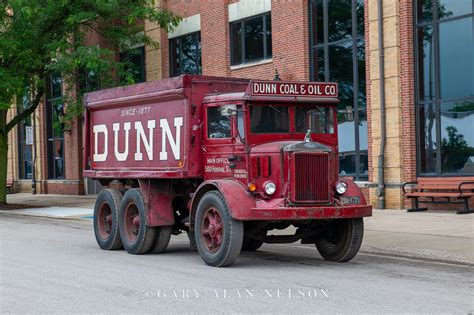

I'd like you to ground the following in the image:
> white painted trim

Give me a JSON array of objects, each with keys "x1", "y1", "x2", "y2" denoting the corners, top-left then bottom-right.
[
  {"x1": 228, "y1": 0, "x2": 271, "y2": 22},
  {"x1": 230, "y1": 58, "x2": 273, "y2": 70},
  {"x1": 168, "y1": 14, "x2": 201, "y2": 39}
]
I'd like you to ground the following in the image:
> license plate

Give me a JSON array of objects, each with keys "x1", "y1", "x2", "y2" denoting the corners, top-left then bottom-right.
[{"x1": 339, "y1": 196, "x2": 360, "y2": 205}]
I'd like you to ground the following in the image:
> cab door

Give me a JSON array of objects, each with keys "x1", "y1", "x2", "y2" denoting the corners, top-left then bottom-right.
[{"x1": 202, "y1": 103, "x2": 247, "y2": 182}]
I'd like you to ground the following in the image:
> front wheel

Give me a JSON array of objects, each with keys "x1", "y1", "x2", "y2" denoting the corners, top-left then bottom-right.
[
  {"x1": 315, "y1": 218, "x2": 364, "y2": 262},
  {"x1": 195, "y1": 191, "x2": 243, "y2": 267}
]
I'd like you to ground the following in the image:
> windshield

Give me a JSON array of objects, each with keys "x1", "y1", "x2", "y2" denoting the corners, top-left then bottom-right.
[{"x1": 249, "y1": 104, "x2": 334, "y2": 134}]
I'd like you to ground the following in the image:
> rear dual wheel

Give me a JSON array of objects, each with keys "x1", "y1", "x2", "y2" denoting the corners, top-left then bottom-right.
[
  {"x1": 93, "y1": 189, "x2": 123, "y2": 250},
  {"x1": 118, "y1": 188, "x2": 172, "y2": 255}
]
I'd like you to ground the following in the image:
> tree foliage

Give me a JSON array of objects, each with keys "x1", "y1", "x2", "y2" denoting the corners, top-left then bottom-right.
[{"x1": 0, "y1": 0, "x2": 180, "y2": 203}]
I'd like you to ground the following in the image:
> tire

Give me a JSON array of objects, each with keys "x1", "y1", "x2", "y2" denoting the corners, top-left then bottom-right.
[
  {"x1": 195, "y1": 191, "x2": 244, "y2": 267},
  {"x1": 118, "y1": 188, "x2": 156, "y2": 255},
  {"x1": 150, "y1": 226, "x2": 172, "y2": 254},
  {"x1": 93, "y1": 189, "x2": 123, "y2": 250},
  {"x1": 242, "y1": 237, "x2": 264, "y2": 251},
  {"x1": 315, "y1": 218, "x2": 364, "y2": 262}
]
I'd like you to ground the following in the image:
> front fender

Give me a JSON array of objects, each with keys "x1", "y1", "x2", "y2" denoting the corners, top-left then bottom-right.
[
  {"x1": 190, "y1": 180, "x2": 256, "y2": 222},
  {"x1": 336, "y1": 178, "x2": 368, "y2": 205}
]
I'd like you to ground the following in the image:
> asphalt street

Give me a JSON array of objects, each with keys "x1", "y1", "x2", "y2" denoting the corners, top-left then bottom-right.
[{"x1": 1, "y1": 213, "x2": 473, "y2": 313}]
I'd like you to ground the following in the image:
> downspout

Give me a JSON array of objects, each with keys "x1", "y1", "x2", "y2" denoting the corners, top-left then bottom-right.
[{"x1": 376, "y1": 0, "x2": 386, "y2": 209}]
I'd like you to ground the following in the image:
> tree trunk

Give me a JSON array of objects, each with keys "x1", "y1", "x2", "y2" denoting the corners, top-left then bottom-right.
[{"x1": 0, "y1": 132, "x2": 8, "y2": 204}]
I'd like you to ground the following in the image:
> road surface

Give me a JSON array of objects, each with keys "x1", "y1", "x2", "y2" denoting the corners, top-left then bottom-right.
[{"x1": 1, "y1": 213, "x2": 473, "y2": 313}]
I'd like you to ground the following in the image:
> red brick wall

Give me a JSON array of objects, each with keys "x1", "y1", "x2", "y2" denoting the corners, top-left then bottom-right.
[{"x1": 161, "y1": 0, "x2": 309, "y2": 81}]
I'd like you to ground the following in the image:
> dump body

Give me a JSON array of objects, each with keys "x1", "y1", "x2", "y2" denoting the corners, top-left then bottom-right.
[{"x1": 83, "y1": 75, "x2": 249, "y2": 179}]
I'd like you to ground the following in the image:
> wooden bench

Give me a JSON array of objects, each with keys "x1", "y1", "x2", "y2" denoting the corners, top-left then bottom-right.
[
  {"x1": 6, "y1": 178, "x2": 14, "y2": 194},
  {"x1": 402, "y1": 177, "x2": 474, "y2": 214}
]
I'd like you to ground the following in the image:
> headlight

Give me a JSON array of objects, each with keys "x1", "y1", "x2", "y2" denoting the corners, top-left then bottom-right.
[
  {"x1": 264, "y1": 182, "x2": 276, "y2": 195},
  {"x1": 336, "y1": 181, "x2": 348, "y2": 194}
]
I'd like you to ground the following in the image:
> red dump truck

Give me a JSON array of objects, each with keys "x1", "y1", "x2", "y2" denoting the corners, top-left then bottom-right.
[{"x1": 83, "y1": 75, "x2": 372, "y2": 267}]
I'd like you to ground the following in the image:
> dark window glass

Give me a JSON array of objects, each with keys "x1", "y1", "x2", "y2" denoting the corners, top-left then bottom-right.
[
  {"x1": 237, "y1": 108, "x2": 245, "y2": 142},
  {"x1": 266, "y1": 15, "x2": 272, "y2": 57},
  {"x1": 120, "y1": 46, "x2": 146, "y2": 84},
  {"x1": 418, "y1": 103, "x2": 438, "y2": 174},
  {"x1": 440, "y1": 101, "x2": 474, "y2": 174},
  {"x1": 415, "y1": 1, "x2": 473, "y2": 175},
  {"x1": 17, "y1": 91, "x2": 33, "y2": 180},
  {"x1": 230, "y1": 13, "x2": 272, "y2": 65},
  {"x1": 328, "y1": 0, "x2": 352, "y2": 42},
  {"x1": 417, "y1": 25, "x2": 435, "y2": 102},
  {"x1": 207, "y1": 107, "x2": 231, "y2": 139},
  {"x1": 439, "y1": 17, "x2": 473, "y2": 100},
  {"x1": 244, "y1": 16, "x2": 264, "y2": 61},
  {"x1": 417, "y1": 0, "x2": 433, "y2": 23},
  {"x1": 170, "y1": 32, "x2": 201, "y2": 77},
  {"x1": 250, "y1": 105, "x2": 289, "y2": 134},
  {"x1": 309, "y1": 0, "x2": 366, "y2": 180},
  {"x1": 295, "y1": 106, "x2": 334, "y2": 134},
  {"x1": 356, "y1": 0, "x2": 365, "y2": 37},
  {"x1": 46, "y1": 74, "x2": 65, "y2": 179},
  {"x1": 438, "y1": 0, "x2": 473, "y2": 19}
]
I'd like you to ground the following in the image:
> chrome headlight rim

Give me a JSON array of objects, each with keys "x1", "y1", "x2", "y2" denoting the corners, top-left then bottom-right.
[
  {"x1": 264, "y1": 181, "x2": 277, "y2": 195},
  {"x1": 335, "y1": 181, "x2": 348, "y2": 194}
]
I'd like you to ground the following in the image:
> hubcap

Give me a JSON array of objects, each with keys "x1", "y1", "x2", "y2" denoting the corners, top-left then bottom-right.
[
  {"x1": 202, "y1": 207, "x2": 223, "y2": 253},
  {"x1": 97, "y1": 203, "x2": 112, "y2": 239},
  {"x1": 124, "y1": 204, "x2": 140, "y2": 242}
]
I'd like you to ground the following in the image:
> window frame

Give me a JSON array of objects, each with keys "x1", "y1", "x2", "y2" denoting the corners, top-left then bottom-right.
[
  {"x1": 119, "y1": 45, "x2": 146, "y2": 84},
  {"x1": 308, "y1": 0, "x2": 367, "y2": 180},
  {"x1": 230, "y1": 12, "x2": 272, "y2": 66},
  {"x1": 414, "y1": 0, "x2": 474, "y2": 176},
  {"x1": 46, "y1": 74, "x2": 65, "y2": 180},
  {"x1": 169, "y1": 31, "x2": 202, "y2": 77},
  {"x1": 17, "y1": 94, "x2": 33, "y2": 180}
]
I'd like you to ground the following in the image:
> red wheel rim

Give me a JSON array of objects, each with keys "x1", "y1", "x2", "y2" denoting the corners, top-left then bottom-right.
[
  {"x1": 202, "y1": 207, "x2": 223, "y2": 253},
  {"x1": 97, "y1": 203, "x2": 112, "y2": 239},
  {"x1": 124, "y1": 203, "x2": 140, "y2": 242}
]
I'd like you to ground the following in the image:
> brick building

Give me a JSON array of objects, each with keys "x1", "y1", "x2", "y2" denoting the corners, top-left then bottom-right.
[{"x1": 7, "y1": 0, "x2": 474, "y2": 209}]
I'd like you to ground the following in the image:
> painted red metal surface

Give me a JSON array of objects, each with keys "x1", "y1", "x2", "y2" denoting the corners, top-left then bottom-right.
[{"x1": 84, "y1": 75, "x2": 372, "y2": 228}]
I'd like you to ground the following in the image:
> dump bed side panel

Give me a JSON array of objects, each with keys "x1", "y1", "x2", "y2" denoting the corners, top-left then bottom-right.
[{"x1": 85, "y1": 91, "x2": 196, "y2": 178}]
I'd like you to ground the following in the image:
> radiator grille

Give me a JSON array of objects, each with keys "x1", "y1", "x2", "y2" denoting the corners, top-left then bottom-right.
[{"x1": 292, "y1": 154, "x2": 330, "y2": 203}]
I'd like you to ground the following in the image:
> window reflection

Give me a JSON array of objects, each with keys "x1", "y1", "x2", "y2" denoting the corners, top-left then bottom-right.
[
  {"x1": 440, "y1": 101, "x2": 474, "y2": 173},
  {"x1": 207, "y1": 107, "x2": 231, "y2": 139},
  {"x1": 415, "y1": 0, "x2": 473, "y2": 175},
  {"x1": 439, "y1": 17, "x2": 473, "y2": 100},
  {"x1": 309, "y1": 0, "x2": 366, "y2": 180},
  {"x1": 170, "y1": 32, "x2": 201, "y2": 77}
]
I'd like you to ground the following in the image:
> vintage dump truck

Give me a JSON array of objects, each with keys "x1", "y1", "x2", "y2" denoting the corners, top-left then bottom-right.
[{"x1": 83, "y1": 75, "x2": 372, "y2": 267}]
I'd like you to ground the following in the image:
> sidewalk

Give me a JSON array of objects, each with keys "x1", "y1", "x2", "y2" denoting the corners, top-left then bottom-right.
[{"x1": 4, "y1": 193, "x2": 474, "y2": 265}]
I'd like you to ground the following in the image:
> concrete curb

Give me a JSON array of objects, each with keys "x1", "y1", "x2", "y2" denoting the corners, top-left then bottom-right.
[{"x1": 359, "y1": 244, "x2": 474, "y2": 267}]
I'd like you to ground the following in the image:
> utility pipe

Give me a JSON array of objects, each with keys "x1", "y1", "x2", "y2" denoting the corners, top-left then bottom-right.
[{"x1": 376, "y1": 0, "x2": 386, "y2": 209}]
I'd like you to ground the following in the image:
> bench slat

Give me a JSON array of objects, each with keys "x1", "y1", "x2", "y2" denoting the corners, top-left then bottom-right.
[{"x1": 406, "y1": 192, "x2": 474, "y2": 197}]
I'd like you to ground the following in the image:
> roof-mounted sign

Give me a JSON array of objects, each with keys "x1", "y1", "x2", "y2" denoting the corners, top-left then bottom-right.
[{"x1": 251, "y1": 81, "x2": 338, "y2": 98}]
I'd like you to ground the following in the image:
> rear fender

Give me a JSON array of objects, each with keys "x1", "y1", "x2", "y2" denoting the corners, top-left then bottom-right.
[
  {"x1": 190, "y1": 180, "x2": 256, "y2": 228},
  {"x1": 138, "y1": 179, "x2": 175, "y2": 227}
]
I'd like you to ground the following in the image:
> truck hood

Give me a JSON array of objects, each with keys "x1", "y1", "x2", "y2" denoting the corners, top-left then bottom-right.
[{"x1": 250, "y1": 140, "x2": 332, "y2": 154}]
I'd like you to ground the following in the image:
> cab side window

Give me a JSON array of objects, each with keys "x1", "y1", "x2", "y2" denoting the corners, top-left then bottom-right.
[{"x1": 207, "y1": 107, "x2": 231, "y2": 138}]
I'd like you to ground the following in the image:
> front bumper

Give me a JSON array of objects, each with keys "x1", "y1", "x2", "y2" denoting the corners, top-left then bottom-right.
[{"x1": 246, "y1": 204, "x2": 372, "y2": 220}]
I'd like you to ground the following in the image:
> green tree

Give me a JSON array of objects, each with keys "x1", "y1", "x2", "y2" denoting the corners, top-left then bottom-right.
[{"x1": 0, "y1": 0, "x2": 180, "y2": 204}]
